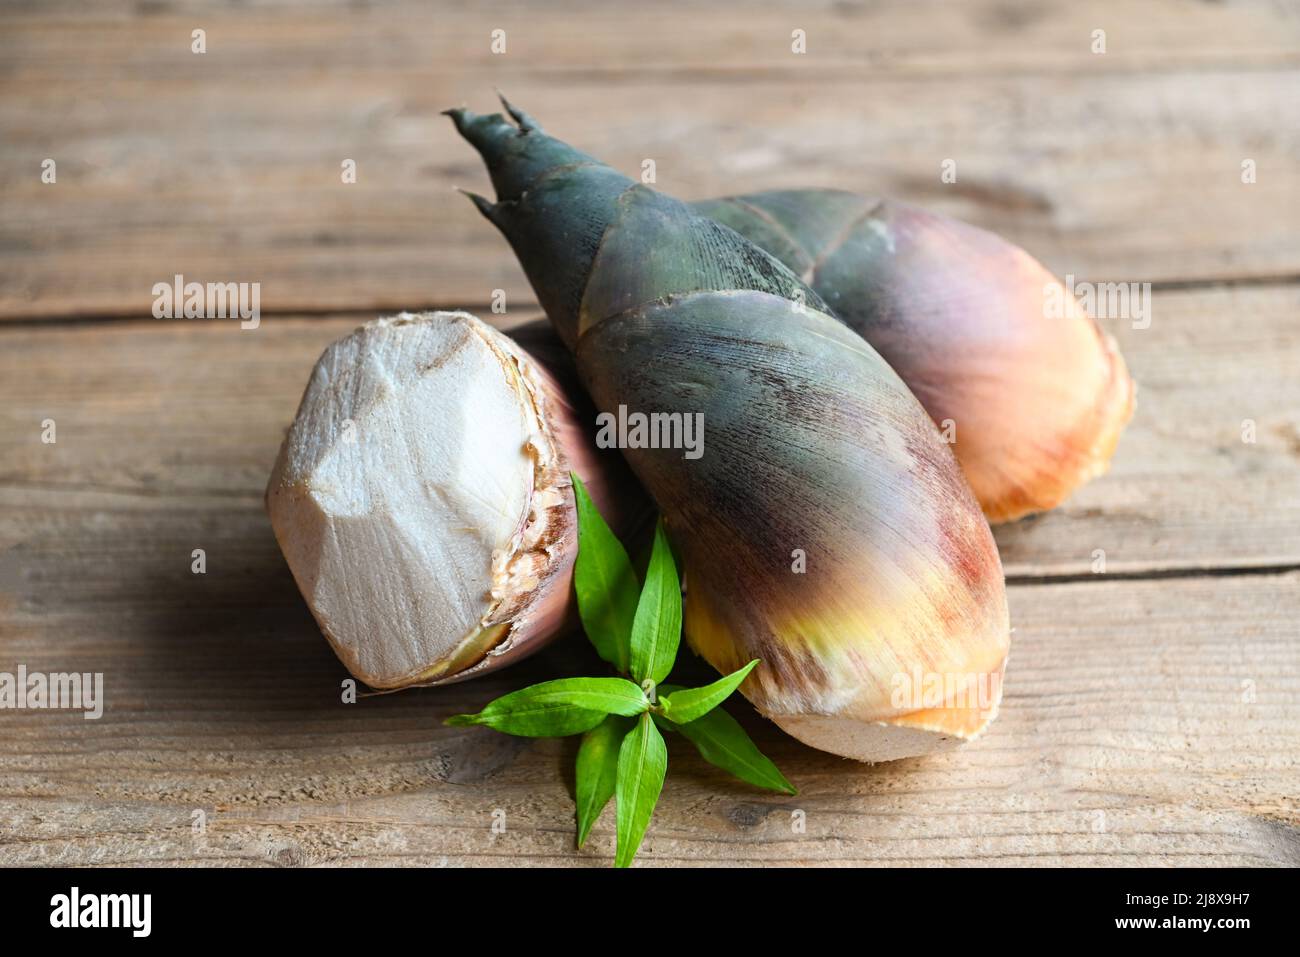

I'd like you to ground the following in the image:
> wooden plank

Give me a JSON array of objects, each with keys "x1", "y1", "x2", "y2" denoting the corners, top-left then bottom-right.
[
  {"x1": 996, "y1": 283, "x2": 1300, "y2": 576},
  {"x1": 9, "y1": 1, "x2": 1299, "y2": 75},
  {"x1": 2, "y1": 286, "x2": 1298, "y2": 577},
  {"x1": 2, "y1": 2, "x2": 1298, "y2": 318},
  {"x1": 2, "y1": 0, "x2": 1295, "y2": 872},
  {"x1": 0, "y1": 304, "x2": 1296, "y2": 865},
  {"x1": 2, "y1": 533, "x2": 1296, "y2": 866}
]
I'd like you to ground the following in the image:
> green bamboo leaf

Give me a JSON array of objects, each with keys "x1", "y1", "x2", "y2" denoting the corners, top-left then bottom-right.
[
  {"x1": 445, "y1": 677, "x2": 647, "y2": 737},
  {"x1": 575, "y1": 714, "x2": 633, "y2": 848},
  {"x1": 660, "y1": 660, "x2": 759, "y2": 725},
  {"x1": 675, "y1": 706, "x2": 797, "y2": 795},
  {"x1": 571, "y1": 473, "x2": 639, "y2": 673},
  {"x1": 614, "y1": 712, "x2": 667, "y2": 867},
  {"x1": 629, "y1": 520, "x2": 681, "y2": 686},
  {"x1": 444, "y1": 703, "x2": 603, "y2": 738}
]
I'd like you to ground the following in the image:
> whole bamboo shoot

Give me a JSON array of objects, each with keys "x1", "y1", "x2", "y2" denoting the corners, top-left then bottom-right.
[
  {"x1": 449, "y1": 103, "x2": 1010, "y2": 761},
  {"x1": 694, "y1": 191, "x2": 1135, "y2": 522}
]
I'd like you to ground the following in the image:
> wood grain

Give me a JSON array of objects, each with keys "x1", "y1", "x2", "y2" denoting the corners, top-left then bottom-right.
[
  {"x1": 2, "y1": 0, "x2": 1297, "y2": 868},
  {"x1": 2, "y1": 0, "x2": 1298, "y2": 318},
  {"x1": 3, "y1": 287, "x2": 1298, "y2": 578},
  {"x1": 13, "y1": 0, "x2": 1300, "y2": 75},
  {"x1": 0, "y1": 292, "x2": 1297, "y2": 865},
  {"x1": 996, "y1": 283, "x2": 1300, "y2": 577},
  {"x1": 3, "y1": 537, "x2": 1296, "y2": 866}
]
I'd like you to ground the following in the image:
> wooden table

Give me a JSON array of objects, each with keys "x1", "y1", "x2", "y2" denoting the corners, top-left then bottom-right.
[{"x1": 2, "y1": 0, "x2": 1297, "y2": 866}]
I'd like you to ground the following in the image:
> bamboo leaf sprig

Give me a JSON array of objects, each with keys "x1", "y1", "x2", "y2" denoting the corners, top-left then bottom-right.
[{"x1": 446, "y1": 473, "x2": 795, "y2": 866}]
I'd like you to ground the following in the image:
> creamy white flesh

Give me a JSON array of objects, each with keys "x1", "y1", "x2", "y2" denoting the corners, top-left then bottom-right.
[{"x1": 267, "y1": 312, "x2": 556, "y2": 688}]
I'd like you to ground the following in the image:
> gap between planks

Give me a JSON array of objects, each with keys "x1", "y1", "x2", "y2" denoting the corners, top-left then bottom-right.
[{"x1": 3, "y1": 269, "x2": 1300, "y2": 327}]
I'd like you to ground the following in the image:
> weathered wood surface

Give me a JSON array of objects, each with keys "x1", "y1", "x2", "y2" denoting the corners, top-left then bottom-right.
[
  {"x1": 1, "y1": 0, "x2": 1297, "y2": 867},
  {"x1": 2, "y1": 1, "x2": 1298, "y2": 318},
  {"x1": 3, "y1": 546, "x2": 1297, "y2": 865},
  {"x1": 2, "y1": 287, "x2": 1297, "y2": 579},
  {"x1": 0, "y1": 293, "x2": 1297, "y2": 865}
]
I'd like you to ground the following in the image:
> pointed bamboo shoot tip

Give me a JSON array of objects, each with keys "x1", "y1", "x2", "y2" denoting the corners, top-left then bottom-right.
[
  {"x1": 454, "y1": 186, "x2": 499, "y2": 221},
  {"x1": 442, "y1": 107, "x2": 476, "y2": 135},
  {"x1": 495, "y1": 91, "x2": 541, "y2": 132}
]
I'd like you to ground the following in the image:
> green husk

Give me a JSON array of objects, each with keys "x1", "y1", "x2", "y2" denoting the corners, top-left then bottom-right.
[{"x1": 448, "y1": 102, "x2": 1010, "y2": 762}]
